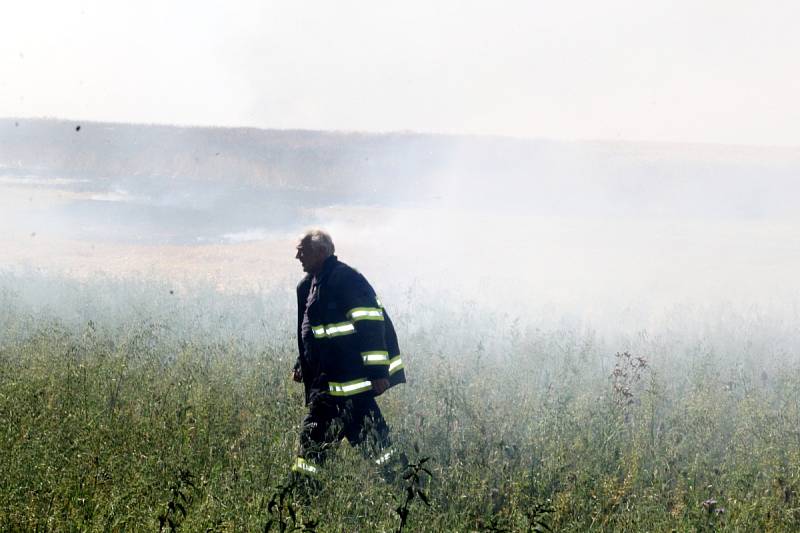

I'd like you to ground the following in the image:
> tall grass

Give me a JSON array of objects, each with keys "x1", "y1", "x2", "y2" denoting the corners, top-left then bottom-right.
[{"x1": 1, "y1": 273, "x2": 800, "y2": 531}]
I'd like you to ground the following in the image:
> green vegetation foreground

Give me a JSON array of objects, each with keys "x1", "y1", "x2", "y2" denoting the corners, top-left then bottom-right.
[{"x1": 1, "y1": 276, "x2": 800, "y2": 531}]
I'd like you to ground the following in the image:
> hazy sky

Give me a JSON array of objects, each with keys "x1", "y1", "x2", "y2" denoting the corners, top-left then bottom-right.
[{"x1": 2, "y1": 1, "x2": 799, "y2": 146}]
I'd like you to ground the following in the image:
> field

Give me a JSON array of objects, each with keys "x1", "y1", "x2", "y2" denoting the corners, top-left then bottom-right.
[
  {"x1": 3, "y1": 122, "x2": 800, "y2": 530},
  {"x1": 2, "y1": 273, "x2": 800, "y2": 532}
]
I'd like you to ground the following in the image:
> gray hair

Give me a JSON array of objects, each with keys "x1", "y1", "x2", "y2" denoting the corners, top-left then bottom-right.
[{"x1": 300, "y1": 228, "x2": 335, "y2": 257}]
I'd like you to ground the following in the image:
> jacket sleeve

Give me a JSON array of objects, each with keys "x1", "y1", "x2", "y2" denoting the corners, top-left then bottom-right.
[
  {"x1": 336, "y1": 270, "x2": 390, "y2": 381},
  {"x1": 295, "y1": 276, "x2": 311, "y2": 376},
  {"x1": 382, "y1": 308, "x2": 406, "y2": 386}
]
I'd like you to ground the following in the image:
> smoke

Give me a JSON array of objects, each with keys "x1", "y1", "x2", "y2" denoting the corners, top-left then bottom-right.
[
  {"x1": 1, "y1": 121, "x2": 799, "y2": 339},
  {"x1": 308, "y1": 138, "x2": 800, "y2": 336}
]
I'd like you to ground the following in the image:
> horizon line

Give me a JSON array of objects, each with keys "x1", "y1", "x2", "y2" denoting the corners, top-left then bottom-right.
[{"x1": 3, "y1": 115, "x2": 800, "y2": 152}]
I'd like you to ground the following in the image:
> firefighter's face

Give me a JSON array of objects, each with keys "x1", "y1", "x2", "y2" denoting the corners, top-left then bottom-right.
[{"x1": 295, "y1": 238, "x2": 327, "y2": 274}]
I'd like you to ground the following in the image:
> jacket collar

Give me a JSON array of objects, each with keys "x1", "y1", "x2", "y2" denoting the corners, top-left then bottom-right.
[{"x1": 313, "y1": 254, "x2": 338, "y2": 285}]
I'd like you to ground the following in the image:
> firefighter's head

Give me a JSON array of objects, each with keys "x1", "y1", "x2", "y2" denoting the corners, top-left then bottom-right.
[{"x1": 295, "y1": 229, "x2": 335, "y2": 274}]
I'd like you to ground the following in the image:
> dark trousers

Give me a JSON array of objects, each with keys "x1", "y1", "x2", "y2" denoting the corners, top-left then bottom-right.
[{"x1": 296, "y1": 394, "x2": 393, "y2": 471}]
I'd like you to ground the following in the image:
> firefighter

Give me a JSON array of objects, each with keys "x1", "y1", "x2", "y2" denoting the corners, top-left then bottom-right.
[{"x1": 290, "y1": 229, "x2": 406, "y2": 482}]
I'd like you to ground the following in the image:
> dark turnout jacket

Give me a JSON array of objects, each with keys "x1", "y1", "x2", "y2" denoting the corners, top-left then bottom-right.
[{"x1": 295, "y1": 256, "x2": 406, "y2": 404}]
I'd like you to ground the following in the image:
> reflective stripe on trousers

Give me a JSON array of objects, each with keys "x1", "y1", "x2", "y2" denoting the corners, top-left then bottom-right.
[
  {"x1": 375, "y1": 448, "x2": 395, "y2": 466},
  {"x1": 291, "y1": 457, "x2": 318, "y2": 476}
]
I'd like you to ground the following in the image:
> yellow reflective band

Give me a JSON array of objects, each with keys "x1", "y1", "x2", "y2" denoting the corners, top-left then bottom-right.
[
  {"x1": 325, "y1": 322, "x2": 356, "y2": 337},
  {"x1": 329, "y1": 378, "x2": 373, "y2": 396},
  {"x1": 361, "y1": 351, "x2": 390, "y2": 365},
  {"x1": 375, "y1": 448, "x2": 394, "y2": 465},
  {"x1": 347, "y1": 307, "x2": 384, "y2": 322},
  {"x1": 310, "y1": 322, "x2": 356, "y2": 339},
  {"x1": 291, "y1": 457, "x2": 318, "y2": 476},
  {"x1": 389, "y1": 355, "x2": 404, "y2": 375}
]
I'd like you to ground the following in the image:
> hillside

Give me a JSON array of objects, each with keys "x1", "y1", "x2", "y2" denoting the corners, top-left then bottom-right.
[{"x1": 2, "y1": 118, "x2": 799, "y2": 215}]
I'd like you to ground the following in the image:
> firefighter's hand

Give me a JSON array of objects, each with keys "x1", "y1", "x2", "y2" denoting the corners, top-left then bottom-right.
[
  {"x1": 291, "y1": 368, "x2": 302, "y2": 383},
  {"x1": 372, "y1": 378, "x2": 389, "y2": 396}
]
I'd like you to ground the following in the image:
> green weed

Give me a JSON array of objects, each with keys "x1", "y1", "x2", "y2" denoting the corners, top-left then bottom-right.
[{"x1": 1, "y1": 274, "x2": 799, "y2": 530}]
